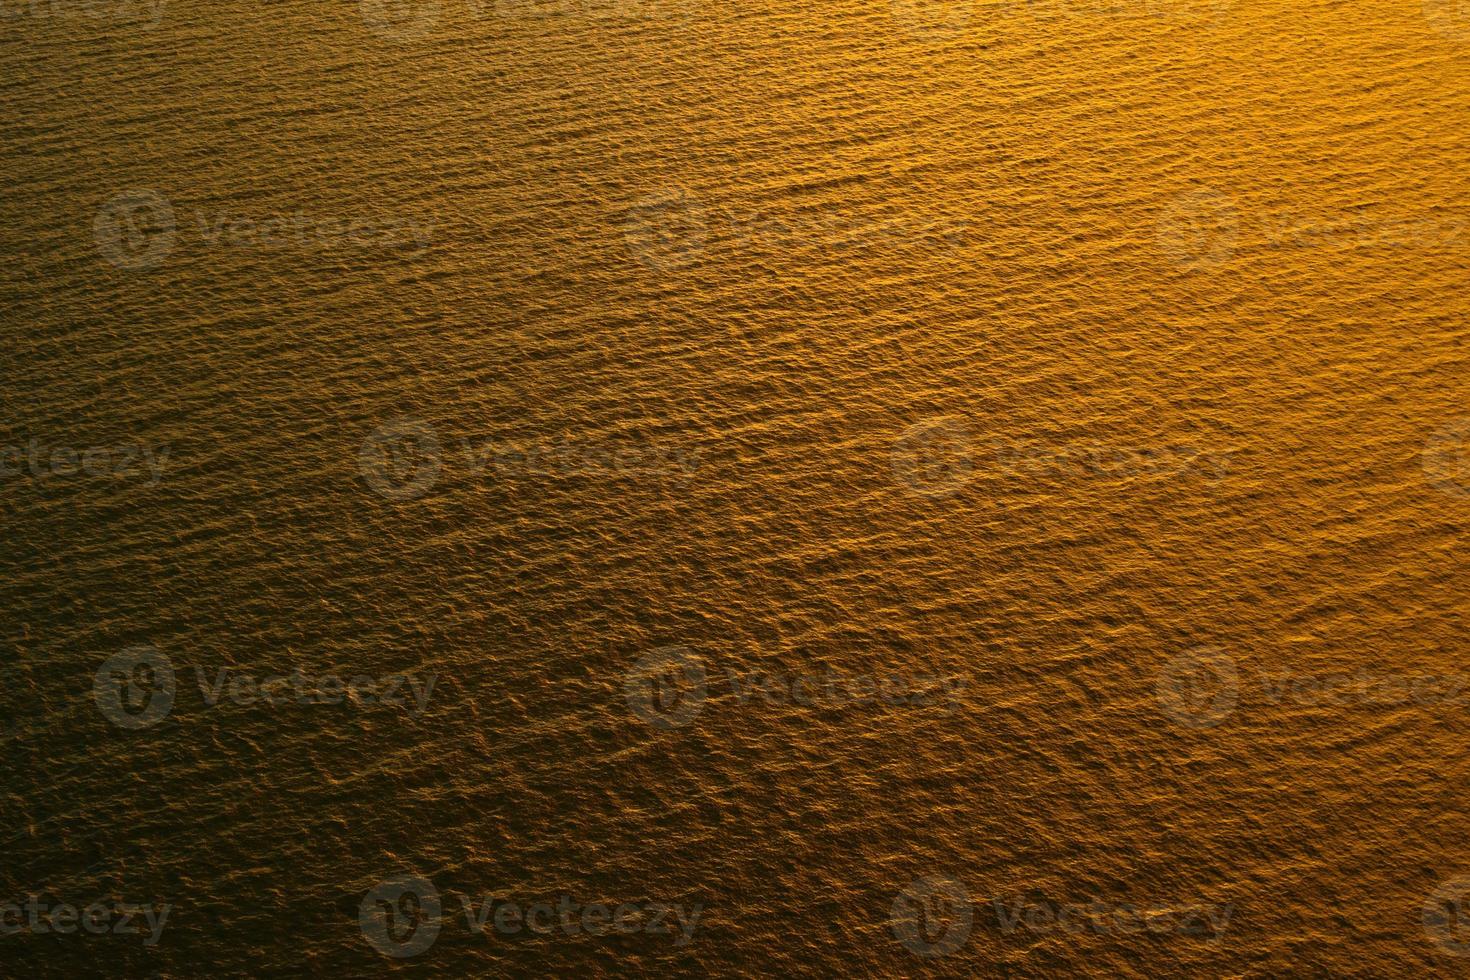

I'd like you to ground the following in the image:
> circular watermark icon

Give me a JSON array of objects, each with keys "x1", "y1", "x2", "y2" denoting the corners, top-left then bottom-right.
[
  {"x1": 1425, "y1": 0, "x2": 1470, "y2": 41},
  {"x1": 360, "y1": 875, "x2": 442, "y2": 958},
  {"x1": 1423, "y1": 419, "x2": 1470, "y2": 499},
  {"x1": 623, "y1": 189, "x2": 709, "y2": 273},
  {"x1": 891, "y1": 418, "x2": 975, "y2": 498},
  {"x1": 889, "y1": 0, "x2": 971, "y2": 38},
  {"x1": 624, "y1": 646, "x2": 708, "y2": 730},
  {"x1": 94, "y1": 189, "x2": 176, "y2": 270},
  {"x1": 94, "y1": 646, "x2": 176, "y2": 730},
  {"x1": 1157, "y1": 646, "x2": 1238, "y2": 728},
  {"x1": 890, "y1": 876, "x2": 973, "y2": 957},
  {"x1": 1424, "y1": 876, "x2": 1470, "y2": 957},
  {"x1": 360, "y1": 0, "x2": 441, "y2": 38},
  {"x1": 1157, "y1": 188, "x2": 1239, "y2": 271},
  {"x1": 359, "y1": 418, "x2": 443, "y2": 501}
]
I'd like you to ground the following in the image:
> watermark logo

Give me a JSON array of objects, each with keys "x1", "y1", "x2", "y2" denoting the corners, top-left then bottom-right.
[
  {"x1": 624, "y1": 189, "x2": 709, "y2": 272},
  {"x1": 0, "y1": 0, "x2": 166, "y2": 29},
  {"x1": 1159, "y1": 189, "x2": 1463, "y2": 270},
  {"x1": 1156, "y1": 646, "x2": 1238, "y2": 728},
  {"x1": 193, "y1": 668, "x2": 437, "y2": 715},
  {"x1": 626, "y1": 191, "x2": 967, "y2": 274},
  {"x1": 94, "y1": 189, "x2": 176, "y2": 270},
  {"x1": 360, "y1": 876, "x2": 702, "y2": 956},
  {"x1": 889, "y1": 0, "x2": 971, "y2": 38},
  {"x1": 0, "y1": 897, "x2": 170, "y2": 945},
  {"x1": 93, "y1": 646, "x2": 176, "y2": 730},
  {"x1": 1158, "y1": 651, "x2": 1469, "y2": 726},
  {"x1": 95, "y1": 651, "x2": 437, "y2": 726},
  {"x1": 890, "y1": 876, "x2": 973, "y2": 957},
  {"x1": 624, "y1": 646, "x2": 708, "y2": 730},
  {"x1": 891, "y1": 418, "x2": 974, "y2": 498},
  {"x1": 623, "y1": 646, "x2": 708, "y2": 731},
  {"x1": 893, "y1": 423, "x2": 1229, "y2": 498},
  {"x1": 193, "y1": 210, "x2": 434, "y2": 254},
  {"x1": 359, "y1": 418, "x2": 443, "y2": 501},
  {"x1": 992, "y1": 894, "x2": 1233, "y2": 941},
  {"x1": 360, "y1": 0, "x2": 440, "y2": 37},
  {"x1": 1423, "y1": 419, "x2": 1470, "y2": 499},
  {"x1": 625, "y1": 651, "x2": 968, "y2": 729},
  {"x1": 1424, "y1": 877, "x2": 1470, "y2": 957},
  {"x1": 96, "y1": 191, "x2": 434, "y2": 268},
  {"x1": 0, "y1": 439, "x2": 169, "y2": 485},
  {"x1": 1260, "y1": 670, "x2": 1467, "y2": 708},
  {"x1": 459, "y1": 893, "x2": 702, "y2": 945},
  {"x1": 1157, "y1": 188, "x2": 1239, "y2": 271},
  {"x1": 360, "y1": 875, "x2": 442, "y2": 958},
  {"x1": 891, "y1": 879, "x2": 1232, "y2": 957},
  {"x1": 359, "y1": 419, "x2": 702, "y2": 500},
  {"x1": 1425, "y1": 0, "x2": 1470, "y2": 42}
]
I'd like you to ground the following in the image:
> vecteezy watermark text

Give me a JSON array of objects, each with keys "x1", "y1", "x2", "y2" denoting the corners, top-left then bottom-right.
[
  {"x1": 358, "y1": 417, "x2": 701, "y2": 501},
  {"x1": 1157, "y1": 188, "x2": 1465, "y2": 270},
  {"x1": 889, "y1": 876, "x2": 1232, "y2": 958},
  {"x1": 193, "y1": 667, "x2": 437, "y2": 713},
  {"x1": 359, "y1": 875, "x2": 702, "y2": 958},
  {"x1": 93, "y1": 646, "x2": 438, "y2": 729},
  {"x1": 1158, "y1": 646, "x2": 1470, "y2": 728},
  {"x1": 891, "y1": 418, "x2": 1229, "y2": 498},
  {"x1": 0, "y1": 0, "x2": 164, "y2": 27},
  {"x1": 991, "y1": 894, "x2": 1233, "y2": 941},
  {"x1": 0, "y1": 897, "x2": 170, "y2": 945},
  {"x1": 0, "y1": 438, "x2": 168, "y2": 486},
  {"x1": 94, "y1": 189, "x2": 435, "y2": 270},
  {"x1": 458, "y1": 894, "x2": 701, "y2": 946},
  {"x1": 624, "y1": 646, "x2": 969, "y2": 730},
  {"x1": 623, "y1": 188, "x2": 968, "y2": 273}
]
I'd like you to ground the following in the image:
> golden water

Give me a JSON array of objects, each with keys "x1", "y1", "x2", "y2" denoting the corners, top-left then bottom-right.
[{"x1": 3, "y1": 0, "x2": 1470, "y2": 973}]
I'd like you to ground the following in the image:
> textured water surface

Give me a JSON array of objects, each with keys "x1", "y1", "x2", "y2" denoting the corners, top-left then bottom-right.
[{"x1": 3, "y1": 0, "x2": 1470, "y2": 974}]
